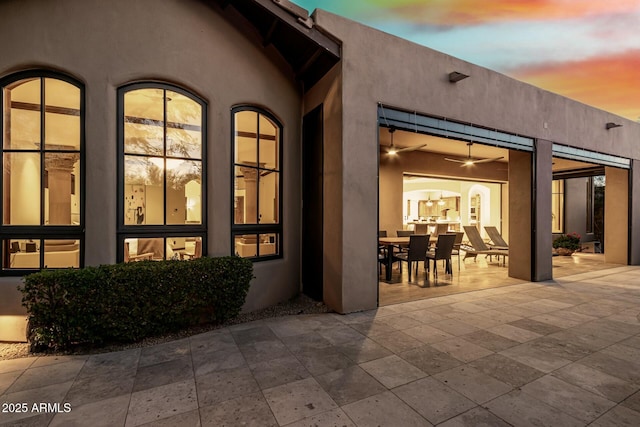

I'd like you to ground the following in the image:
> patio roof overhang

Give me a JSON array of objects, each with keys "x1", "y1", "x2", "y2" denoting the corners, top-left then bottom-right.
[{"x1": 209, "y1": 0, "x2": 341, "y2": 91}]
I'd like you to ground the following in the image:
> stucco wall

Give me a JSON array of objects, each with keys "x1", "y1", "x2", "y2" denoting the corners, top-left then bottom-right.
[
  {"x1": 314, "y1": 9, "x2": 640, "y2": 308},
  {"x1": 0, "y1": 0, "x2": 303, "y2": 339},
  {"x1": 303, "y1": 63, "x2": 346, "y2": 312}
]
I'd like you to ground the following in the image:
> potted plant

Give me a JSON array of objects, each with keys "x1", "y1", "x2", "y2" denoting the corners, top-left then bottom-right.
[{"x1": 553, "y1": 232, "x2": 581, "y2": 255}]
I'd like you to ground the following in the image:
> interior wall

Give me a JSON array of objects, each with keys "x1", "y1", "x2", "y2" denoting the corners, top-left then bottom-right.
[
  {"x1": 564, "y1": 178, "x2": 588, "y2": 240},
  {"x1": 380, "y1": 150, "x2": 507, "y2": 236},
  {"x1": 604, "y1": 167, "x2": 628, "y2": 265}
]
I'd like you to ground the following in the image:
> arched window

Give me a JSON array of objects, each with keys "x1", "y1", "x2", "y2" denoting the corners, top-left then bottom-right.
[
  {"x1": 117, "y1": 83, "x2": 206, "y2": 262},
  {"x1": 0, "y1": 71, "x2": 84, "y2": 273},
  {"x1": 232, "y1": 106, "x2": 282, "y2": 260}
]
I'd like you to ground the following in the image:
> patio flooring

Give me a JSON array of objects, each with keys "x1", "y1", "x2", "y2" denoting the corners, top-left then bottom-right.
[
  {"x1": 2, "y1": 266, "x2": 640, "y2": 426},
  {"x1": 379, "y1": 252, "x2": 620, "y2": 306}
]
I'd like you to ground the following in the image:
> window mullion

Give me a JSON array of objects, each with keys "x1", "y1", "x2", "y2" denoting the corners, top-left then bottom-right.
[
  {"x1": 163, "y1": 89, "x2": 168, "y2": 227},
  {"x1": 39, "y1": 78, "x2": 46, "y2": 269}
]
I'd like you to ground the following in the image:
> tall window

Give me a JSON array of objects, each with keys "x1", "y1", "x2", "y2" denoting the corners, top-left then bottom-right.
[
  {"x1": 1, "y1": 72, "x2": 84, "y2": 272},
  {"x1": 118, "y1": 83, "x2": 206, "y2": 262},
  {"x1": 232, "y1": 107, "x2": 282, "y2": 260},
  {"x1": 552, "y1": 179, "x2": 564, "y2": 233}
]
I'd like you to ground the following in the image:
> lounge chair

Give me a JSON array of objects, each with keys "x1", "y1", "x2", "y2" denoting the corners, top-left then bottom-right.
[
  {"x1": 484, "y1": 226, "x2": 509, "y2": 250},
  {"x1": 462, "y1": 226, "x2": 508, "y2": 266}
]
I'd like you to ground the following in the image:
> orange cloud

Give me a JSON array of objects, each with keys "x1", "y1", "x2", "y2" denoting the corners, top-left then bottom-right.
[
  {"x1": 511, "y1": 50, "x2": 640, "y2": 120},
  {"x1": 381, "y1": 0, "x2": 639, "y2": 25}
]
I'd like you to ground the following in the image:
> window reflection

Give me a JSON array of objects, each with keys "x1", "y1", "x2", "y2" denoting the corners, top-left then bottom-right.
[
  {"x1": 4, "y1": 239, "x2": 80, "y2": 269},
  {"x1": 124, "y1": 236, "x2": 202, "y2": 262},
  {"x1": 232, "y1": 107, "x2": 282, "y2": 260},
  {"x1": 123, "y1": 88, "x2": 203, "y2": 226}
]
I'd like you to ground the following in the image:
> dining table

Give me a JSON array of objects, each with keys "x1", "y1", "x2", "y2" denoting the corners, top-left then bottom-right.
[{"x1": 378, "y1": 235, "x2": 438, "y2": 282}]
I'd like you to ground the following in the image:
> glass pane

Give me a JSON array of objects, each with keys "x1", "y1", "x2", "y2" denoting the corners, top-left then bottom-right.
[
  {"x1": 166, "y1": 159, "x2": 201, "y2": 225},
  {"x1": 166, "y1": 91, "x2": 201, "y2": 159},
  {"x1": 44, "y1": 78, "x2": 80, "y2": 150},
  {"x1": 166, "y1": 91, "x2": 201, "y2": 126},
  {"x1": 166, "y1": 236, "x2": 202, "y2": 260},
  {"x1": 124, "y1": 156, "x2": 164, "y2": 225},
  {"x1": 45, "y1": 153, "x2": 80, "y2": 225},
  {"x1": 258, "y1": 233, "x2": 278, "y2": 256},
  {"x1": 234, "y1": 110, "x2": 257, "y2": 166},
  {"x1": 259, "y1": 171, "x2": 279, "y2": 224},
  {"x1": 43, "y1": 239, "x2": 79, "y2": 268},
  {"x1": 5, "y1": 239, "x2": 40, "y2": 269},
  {"x1": 124, "y1": 122, "x2": 163, "y2": 156},
  {"x1": 124, "y1": 237, "x2": 164, "y2": 262},
  {"x1": 124, "y1": 89, "x2": 164, "y2": 155},
  {"x1": 259, "y1": 114, "x2": 278, "y2": 169},
  {"x1": 166, "y1": 127, "x2": 201, "y2": 159},
  {"x1": 234, "y1": 166, "x2": 259, "y2": 225},
  {"x1": 4, "y1": 78, "x2": 41, "y2": 150},
  {"x1": 3, "y1": 152, "x2": 41, "y2": 225},
  {"x1": 234, "y1": 234, "x2": 258, "y2": 258}
]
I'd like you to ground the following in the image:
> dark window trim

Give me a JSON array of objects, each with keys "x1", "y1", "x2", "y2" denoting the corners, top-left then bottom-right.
[
  {"x1": 231, "y1": 105, "x2": 283, "y2": 261},
  {"x1": 586, "y1": 176, "x2": 594, "y2": 234},
  {"x1": 116, "y1": 82, "x2": 207, "y2": 262},
  {"x1": 0, "y1": 70, "x2": 85, "y2": 275}
]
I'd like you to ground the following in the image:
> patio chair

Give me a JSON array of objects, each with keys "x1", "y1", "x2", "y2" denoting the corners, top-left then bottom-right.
[
  {"x1": 426, "y1": 233, "x2": 456, "y2": 277},
  {"x1": 393, "y1": 234, "x2": 430, "y2": 281},
  {"x1": 448, "y1": 232, "x2": 465, "y2": 270},
  {"x1": 396, "y1": 230, "x2": 413, "y2": 237},
  {"x1": 484, "y1": 226, "x2": 509, "y2": 250},
  {"x1": 462, "y1": 226, "x2": 508, "y2": 266}
]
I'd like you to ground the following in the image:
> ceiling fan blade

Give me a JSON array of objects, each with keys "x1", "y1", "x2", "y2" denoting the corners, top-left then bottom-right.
[
  {"x1": 396, "y1": 144, "x2": 427, "y2": 153},
  {"x1": 472, "y1": 156, "x2": 504, "y2": 164},
  {"x1": 444, "y1": 157, "x2": 467, "y2": 163}
]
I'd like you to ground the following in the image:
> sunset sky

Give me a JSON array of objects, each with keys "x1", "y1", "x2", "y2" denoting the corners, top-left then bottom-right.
[{"x1": 292, "y1": 0, "x2": 640, "y2": 121}]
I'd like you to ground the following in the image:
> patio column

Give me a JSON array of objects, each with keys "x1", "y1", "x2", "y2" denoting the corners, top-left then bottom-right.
[
  {"x1": 534, "y1": 139, "x2": 553, "y2": 281},
  {"x1": 630, "y1": 159, "x2": 640, "y2": 265},
  {"x1": 604, "y1": 166, "x2": 628, "y2": 265},
  {"x1": 508, "y1": 150, "x2": 533, "y2": 281}
]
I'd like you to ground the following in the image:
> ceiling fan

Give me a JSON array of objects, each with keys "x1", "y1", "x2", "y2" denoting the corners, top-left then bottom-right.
[
  {"x1": 385, "y1": 127, "x2": 426, "y2": 155},
  {"x1": 445, "y1": 142, "x2": 504, "y2": 166}
]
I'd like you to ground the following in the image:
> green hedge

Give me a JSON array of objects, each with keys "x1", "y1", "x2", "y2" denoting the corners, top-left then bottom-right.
[{"x1": 19, "y1": 256, "x2": 253, "y2": 352}]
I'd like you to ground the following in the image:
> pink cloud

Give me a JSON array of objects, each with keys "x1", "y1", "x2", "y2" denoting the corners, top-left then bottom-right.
[
  {"x1": 511, "y1": 50, "x2": 640, "y2": 120},
  {"x1": 384, "y1": 0, "x2": 639, "y2": 25}
]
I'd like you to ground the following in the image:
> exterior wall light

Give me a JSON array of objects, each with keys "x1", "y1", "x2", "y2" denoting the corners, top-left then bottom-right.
[
  {"x1": 605, "y1": 122, "x2": 623, "y2": 130},
  {"x1": 449, "y1": 71, "x2": 469, "y2": 83}
]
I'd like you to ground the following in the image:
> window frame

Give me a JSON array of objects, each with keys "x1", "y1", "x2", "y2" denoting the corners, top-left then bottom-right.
[
  {"x1": 0, "y1": 70, "x2": 85, "y2": 275},
  {"x1": 231, "y1": 105, "x2": 283, "y2": 261},
  {"x1": 116, "y1": 82, "x2": 207, "y2": 262},
  {"x1": 551, "y1": 179, "x2": 565, "y2": 234}
]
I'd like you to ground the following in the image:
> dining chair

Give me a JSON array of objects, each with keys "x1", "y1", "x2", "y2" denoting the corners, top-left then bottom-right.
[
  {"x1": 448, "y1": 232, "x2": 465, "y2": 270},
  {"x1": 393, "y1": 234, "x2": 430, "y2": 281},
  {"x1": 426, "y1": 233, "x2": 456, "y2": 277}
]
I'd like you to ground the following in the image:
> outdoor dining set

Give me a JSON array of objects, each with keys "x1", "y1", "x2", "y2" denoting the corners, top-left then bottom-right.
[{"x1": 378, "y1": 225, "x2": 509, "y2": 282}]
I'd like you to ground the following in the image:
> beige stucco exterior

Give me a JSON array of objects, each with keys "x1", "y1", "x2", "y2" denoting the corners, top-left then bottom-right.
[
  {"x1": 0, "y1": 0, "x2": 304, "y2": 340},
  {"x1": 1, "y1": 1, "x2": 640, "y2": 341},
  {"x1": 311, "y1": 9, "x2": 640, "y2": 312}
]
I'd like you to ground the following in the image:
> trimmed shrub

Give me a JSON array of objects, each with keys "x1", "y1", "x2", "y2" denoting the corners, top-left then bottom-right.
[{"x1": 19, "y1": 256, "x2": 253, "y2": 352}]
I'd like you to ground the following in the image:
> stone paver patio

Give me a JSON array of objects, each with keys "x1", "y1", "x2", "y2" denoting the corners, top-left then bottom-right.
[{"x1": 2, "y1": 266, "x2": 640, "y2": 426}]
